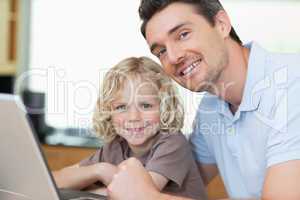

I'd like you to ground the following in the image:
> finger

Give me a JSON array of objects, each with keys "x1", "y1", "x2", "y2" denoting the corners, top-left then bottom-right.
[
  {"x1": 107, "y1": 184, "x2": 113, "y2": 199},
  {"x1": 118, "y1": 158, "x2": 131, "y2": 168},
  {"x1": 127, "y1": 157, "x2": 142, "y2": 166},
  {"x1": 119, "y1": 164, "x2": 127, "y2": 171},
  {"x1": 118, "y1": 162, "x2": 125, "y2": 169},
  {"x1": 118, "y1": 157, "x2": 139, "y2": 169}
]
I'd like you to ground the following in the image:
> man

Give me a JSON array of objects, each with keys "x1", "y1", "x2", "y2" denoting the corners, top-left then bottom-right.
[{"x1": 108, "y1": 0, "x2": 300, "y2": 199}]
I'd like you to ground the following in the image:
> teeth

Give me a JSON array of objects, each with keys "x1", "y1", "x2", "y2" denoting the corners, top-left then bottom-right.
[
  {"x1": 183, "y1": 65, "x2": 195, "y2": 75},
  {"x1": 182, "y1": 60, "x2": 201, "y2": 76},
  {"x1": 126, "y1": 127, "x2": 145, "y2": 131}
]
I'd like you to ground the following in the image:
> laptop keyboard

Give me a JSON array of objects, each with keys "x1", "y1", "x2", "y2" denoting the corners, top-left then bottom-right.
[
  {"x1": 59, "y1": 189, "x2": 107, "y2": 200},
  {"x1": 68, "y1": 198, "x2": 101, "y2": 200}
]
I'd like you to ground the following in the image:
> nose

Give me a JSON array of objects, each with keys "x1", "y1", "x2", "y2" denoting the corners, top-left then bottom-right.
[
  {"x1": 127, "y1": 106, "x2": 141, "y2": 122},
  {"x1": 167, "y1": 44, "x2": 185, "y2": 65}
]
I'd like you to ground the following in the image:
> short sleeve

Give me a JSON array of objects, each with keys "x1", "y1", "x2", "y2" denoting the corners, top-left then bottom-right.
[
  {"x1": 189, "y1": 110, "x2": 216, "y2": 164},
  {"x1": 79, "y1": 148, "x2": 104, "y2": 166},
  {"x1": 145, "y1": 133, "x2": 193, "y2": 187},
  {"x1": 266, "y1": 86, "x2": 300, "y2": 167}
]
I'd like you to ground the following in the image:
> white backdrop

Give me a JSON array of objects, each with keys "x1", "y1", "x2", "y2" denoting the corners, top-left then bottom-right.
[{"x1": 28, "y1": 0, "x2": 300, "y2": 134}]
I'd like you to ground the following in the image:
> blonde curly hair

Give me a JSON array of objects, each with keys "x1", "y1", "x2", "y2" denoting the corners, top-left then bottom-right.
[{"x1": 93, "y1": 56, "x2": 184, "y2": 142}]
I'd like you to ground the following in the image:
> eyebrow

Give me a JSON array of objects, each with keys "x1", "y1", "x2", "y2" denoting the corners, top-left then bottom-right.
[
  {"x1": 150, "y1": 22, "x2": 191, "y2": 53},
  {"x1": 112, "y1": 101, "x2": 126, "y2": 105}
]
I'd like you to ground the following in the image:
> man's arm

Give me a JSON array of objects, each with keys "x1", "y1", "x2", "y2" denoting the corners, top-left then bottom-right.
[
  {"x1": 262, "y1": 160, "x2": 300, "y2": 200},
  {"x1": 53, "y1": 162, "x2": 118, "y2": 189},
  {"x1": 197, "y1": 163, "x2": 219, "y2": 186}
]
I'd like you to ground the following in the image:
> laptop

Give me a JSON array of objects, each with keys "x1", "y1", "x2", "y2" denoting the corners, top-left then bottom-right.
[{"x1": 0, "y1": 94, "x2": 106, "y2": 200}]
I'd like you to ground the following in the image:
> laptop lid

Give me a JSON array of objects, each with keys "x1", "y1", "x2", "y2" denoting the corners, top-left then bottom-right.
[{"x1": 0, "y1": 94, "x2": 60, "y2": 200}]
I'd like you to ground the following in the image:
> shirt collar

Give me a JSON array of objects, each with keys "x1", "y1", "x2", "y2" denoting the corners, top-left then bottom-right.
[
  {"x1": 238, "y1": 41, "x2": 268, "y2": 112},
  {"x1": 214, "y1": 42, "x2": 268, "y2": 116}
]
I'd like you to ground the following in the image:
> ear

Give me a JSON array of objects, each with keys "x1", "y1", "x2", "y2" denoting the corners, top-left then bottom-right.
[{"x1": 214, "y1": 10, "x2": 232, "y2": 39}]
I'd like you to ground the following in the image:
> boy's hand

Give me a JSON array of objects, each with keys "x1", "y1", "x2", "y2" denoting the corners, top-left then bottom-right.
[
  {"x1": 86, "y1": 186, "x2": 108, "y2": 196},
  {"x1": 94, "y1": 162, "x2": 118, "y2": 186},
  {"x1": 107, "y1": 157, "x2": 161, "y2": 200}
]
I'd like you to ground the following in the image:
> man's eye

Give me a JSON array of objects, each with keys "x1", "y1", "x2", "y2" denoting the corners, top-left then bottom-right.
[
  {"x1": 179, "y1": 31, "x2": 189, "y2": 40},
  {"x1": 115, "y1": 105, "x2": 127, "y2": 111}
]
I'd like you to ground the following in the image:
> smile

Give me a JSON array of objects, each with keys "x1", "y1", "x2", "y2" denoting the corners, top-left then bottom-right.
[
  {"x1": 180, "y1": 59, "x2": 202, "y2": 77},
  {"x1": 126, "y1": 127, "x2": 146, "y2": 132}
]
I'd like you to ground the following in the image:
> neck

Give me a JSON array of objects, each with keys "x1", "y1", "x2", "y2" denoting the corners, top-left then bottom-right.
[
  {"x1": 128, "y1": 132, "x2": 159, "y2": 157},
  {"x1": 213, "y1": 41, "x2": 250, "y2": 110}
]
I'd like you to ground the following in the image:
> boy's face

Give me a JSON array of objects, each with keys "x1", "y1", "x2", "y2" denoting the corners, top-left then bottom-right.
[
  {"x1": 145, "y1": 2, "x2": 229, "y2": 92},
  {"x1": 111, "y1": 78, "x2": 160, "y2": 149}
]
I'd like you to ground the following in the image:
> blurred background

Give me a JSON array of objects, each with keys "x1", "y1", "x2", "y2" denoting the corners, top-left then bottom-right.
[{"x1": 1, "y1": 0, "x2": 300, "y2": 147}]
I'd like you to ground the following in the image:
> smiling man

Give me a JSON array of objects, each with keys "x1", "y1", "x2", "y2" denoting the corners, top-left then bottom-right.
[{"x1": 108, "y1": 1, "x2": 300, "y2": 200}]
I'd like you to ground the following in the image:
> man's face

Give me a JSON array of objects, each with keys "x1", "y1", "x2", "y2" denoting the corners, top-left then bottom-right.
[{"x1": 145, "y1": 2, "x2": 229, "y2": 92}]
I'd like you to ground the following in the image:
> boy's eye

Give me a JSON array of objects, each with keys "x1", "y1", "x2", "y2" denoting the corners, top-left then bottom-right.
[
  {"x1": 141, "y1": 103, "x2": 152, "y2": 109},
  {"x1": 115, "y1": 105, "x2": 127, "y2": 111}
]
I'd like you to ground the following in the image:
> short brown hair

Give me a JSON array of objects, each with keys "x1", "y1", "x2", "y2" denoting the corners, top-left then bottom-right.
[{"x1": 139, "y1": 0, "x2": 242, "y2": 45}]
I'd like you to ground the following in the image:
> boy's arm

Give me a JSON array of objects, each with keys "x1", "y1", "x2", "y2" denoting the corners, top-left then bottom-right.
[
  {"x1": 148, "y1": 172, "x2": 168, "y2": 191},
  {"x1": 108, "y1": 158, "x2": 201, "y2": 200},
  {"x1": 53, "y1": 162, "x2": 118, "y2": 190},
  {"x1": 197, "y1": 163, "x2": 219, "y2": 186},
  {"x1": 117, "y1": 161, "x2": 169, "y2": 191}
]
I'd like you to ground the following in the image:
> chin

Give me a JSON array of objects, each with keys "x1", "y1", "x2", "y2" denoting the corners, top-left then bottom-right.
[
  {"x1": 180, "y1": 82, "x2": 205, "y2": 92},
  {"x1": 177, "y1": 77, "x2": 201, "y2": 92},
  {"x1": 195, "y1": 84, "x2": 211, "y2": 92},
  {"x1": 189, "y1": 76, "x2": 216, "y2": 92},
  {"x1": 128, "y1": 139, "x2": 146, "y2": 146}
]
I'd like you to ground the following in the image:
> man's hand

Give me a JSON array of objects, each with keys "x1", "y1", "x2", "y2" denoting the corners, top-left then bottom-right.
[{"x1": 107, "y1": 157, "x2": 161, "y2": 200}]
